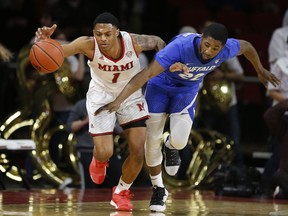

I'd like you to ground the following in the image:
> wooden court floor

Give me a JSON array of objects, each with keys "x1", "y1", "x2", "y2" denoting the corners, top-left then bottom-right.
[{"x1": 0, "y1": 187, "x2": 288, "y2": 216}]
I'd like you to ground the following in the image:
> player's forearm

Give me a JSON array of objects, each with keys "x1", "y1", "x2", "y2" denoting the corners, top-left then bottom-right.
[
  {"x1": 245, "y1": 52, "x2": 263, "y2": 74},
  {"x1": 116, "y1": 60, "x2": 164, "y2": 104},
  {"x1": 116, "y1": 72, "x2": 149, "y2": 104}
]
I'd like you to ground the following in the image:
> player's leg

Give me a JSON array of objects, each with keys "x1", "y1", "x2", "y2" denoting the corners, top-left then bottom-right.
[
  {"x1": 145, "y1": 113, "x2": 169, "y2": 212},
  {"x1": 88, "y1": 110, "x2": 115, "y2": 185},
  {"x1": 163, "y1": 91, "x2": 197, "y2": 176},
  {"x1": 86, "y1": 89, "x2": 116, "y2": 185},
  {"x1": 111, "y1": 93, "x2": 148, "y2": 211},
  {"x1": 163, "y1": 112, "x2": 193, "y2": 176},
  {"x1": 109, "y1": 122, "x2": 146, "y2": 211},
  {"x1": 90, "y1": 134, "x2": 114, "y2": 184},
  {"x1": 145, "y1": 83, "x2": 170, "y2": 212},
  {"x1": 121, "y1": 123, "x2": 146, "y2": 183}
]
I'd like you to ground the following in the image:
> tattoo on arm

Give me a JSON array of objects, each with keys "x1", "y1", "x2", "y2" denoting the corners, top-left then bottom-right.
[{"x1": 132, "y1": 34, "x2": 166, "y2": 52}]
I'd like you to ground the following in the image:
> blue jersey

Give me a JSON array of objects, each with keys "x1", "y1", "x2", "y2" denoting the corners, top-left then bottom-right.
[
  {"x1": 150, "y1": 33, "x2": 240, "y2": 90},
  {"x1": 145, "y1": 33, "x2": 240, "y2": 117}
]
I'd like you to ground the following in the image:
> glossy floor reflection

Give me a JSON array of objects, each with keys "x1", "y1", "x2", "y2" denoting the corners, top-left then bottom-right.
[{"x1": 0, "y1": 187, "x2": 287, "y2": 215}]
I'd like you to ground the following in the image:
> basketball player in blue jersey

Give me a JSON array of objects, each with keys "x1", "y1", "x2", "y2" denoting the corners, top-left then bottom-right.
[{"x1": 96, "y1": 23, "x2": 280, "y2": 212}]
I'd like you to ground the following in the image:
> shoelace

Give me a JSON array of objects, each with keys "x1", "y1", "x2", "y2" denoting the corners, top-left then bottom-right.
[
  {"x1": 166, "y1": 148, "x2": 180, "y2": 164},
  {"x1": 118, "y1": 190, "x2": 134, "y2": 199},
  {"x1": 151, "y1": 187, "x2": 165, "y2": 202},
  {"x1": 96, "y1": 160, "x2": 109, "y2": 167}
]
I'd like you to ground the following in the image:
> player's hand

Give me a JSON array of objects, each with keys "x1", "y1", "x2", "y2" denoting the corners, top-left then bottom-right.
[
  {"x1": 94, "y1": 101, "x2": 120, "y2": 116},
  {"x1": 169, "y1": 62, "x2": 189, "y2": 74},
  {"x1": 257, "y1": 68, "x2": 280, "y2": 88},
  {"x1": 35, "y1": 24, "x2": 57, "y2": 42}
]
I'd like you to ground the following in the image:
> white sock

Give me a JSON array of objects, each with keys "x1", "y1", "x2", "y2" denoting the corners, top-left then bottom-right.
[
  {"x1": 150, "y1": 172, "x2": 164, "y2": 188},
  {"x1": 114, "y1": 177, "x2": 132, "y2": 194},
  {"x1": 165, "y1": 136, "x2": 174, "y2": 149}
]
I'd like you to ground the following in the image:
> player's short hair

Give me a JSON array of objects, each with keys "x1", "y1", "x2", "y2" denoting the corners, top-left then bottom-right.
[
  {"x1": 93, "y1": 12, "x2": 120, "y2": 29},
  {"x1": 203, "y1": 23, "x2": 228, "y2": 45}
]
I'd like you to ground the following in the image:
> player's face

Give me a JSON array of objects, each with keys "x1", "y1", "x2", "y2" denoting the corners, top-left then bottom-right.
[
  {"x1": 199, "y1": 36, "x2": 224, "y2": 61},
  {"x1": 93, "y1": 23, "x2": 119, "y2": 51}
]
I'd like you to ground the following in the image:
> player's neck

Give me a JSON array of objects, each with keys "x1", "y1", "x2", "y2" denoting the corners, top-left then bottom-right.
[{"x1": 104, "y1": 38, "x2": 122, "y2": 60}]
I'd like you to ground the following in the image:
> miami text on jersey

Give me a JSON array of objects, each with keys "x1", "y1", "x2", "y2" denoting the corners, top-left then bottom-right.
[{"x1": 98, "y1": 61, "x2": 134, "y2": 71}]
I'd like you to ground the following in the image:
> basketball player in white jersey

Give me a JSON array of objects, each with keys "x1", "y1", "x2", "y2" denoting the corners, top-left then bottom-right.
[{"x1": 35, "y1": 12, "x2": 166, "y2": 211}]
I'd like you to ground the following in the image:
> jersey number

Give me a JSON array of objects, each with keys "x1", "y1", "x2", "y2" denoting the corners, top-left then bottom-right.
[
  {"x1": 112, "y1": 73, "x2": 120, "y2": 83},
  {"x1": 179, "y1": 73, "x2": 205, "y2": 81}
]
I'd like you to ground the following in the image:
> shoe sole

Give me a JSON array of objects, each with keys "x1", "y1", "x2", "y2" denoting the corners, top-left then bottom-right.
[{"x1": 110, "y1": 200, "x2": 133, "y2": 211}]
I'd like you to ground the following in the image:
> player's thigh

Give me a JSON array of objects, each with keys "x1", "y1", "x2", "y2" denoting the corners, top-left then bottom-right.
[
  {"x1": 86, "y1": 90, "x2": 117, "y2": 134},
  {"x1": 145, "y1": 83, "x2": 169, "y2": 113},
  {"x1": 168, "y1": 91, "x2": 198, "y2": 117}
]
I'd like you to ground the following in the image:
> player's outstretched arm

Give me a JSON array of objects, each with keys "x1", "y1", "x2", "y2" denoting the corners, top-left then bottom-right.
[
  {"x1": 35, "y1": 23, "x2": 92, "y2": 58},
  {"x1": 238, "y1": 39, "x2": 280, "y2": 87}
]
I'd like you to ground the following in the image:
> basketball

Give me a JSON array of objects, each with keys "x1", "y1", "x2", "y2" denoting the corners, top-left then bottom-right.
[{"x1": 29, "y1": 38, "x2": 64, "y2": 73}]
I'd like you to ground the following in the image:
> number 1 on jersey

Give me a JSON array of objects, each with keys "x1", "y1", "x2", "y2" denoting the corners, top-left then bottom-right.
[{"x1": 112, "y1": 73, "x2": 120, "y2": 83}]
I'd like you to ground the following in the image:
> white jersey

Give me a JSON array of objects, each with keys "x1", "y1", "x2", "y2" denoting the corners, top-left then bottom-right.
[
  {"x1": 88, "y1": 31, "x2": 141, "y2": 93},
  {"x1": 86, "y1": 31, "x2": 149, "y2": 134}
]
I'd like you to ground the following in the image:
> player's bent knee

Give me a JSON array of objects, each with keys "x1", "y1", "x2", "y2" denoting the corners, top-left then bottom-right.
[
  {"x1": 130, "y1": 150, "x2": 144, "y2": 162},
  {"x1": 169, "y1": 135, "x2": 189, "y2": 150},
  {"x1": 145, "y1": 147, "x2": 163, "y2": 167}
]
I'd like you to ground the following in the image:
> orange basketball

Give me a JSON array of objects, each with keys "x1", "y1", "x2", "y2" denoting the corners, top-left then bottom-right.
[{"x1": 29, "y1": 38, "x2": 64, "y2": 73}]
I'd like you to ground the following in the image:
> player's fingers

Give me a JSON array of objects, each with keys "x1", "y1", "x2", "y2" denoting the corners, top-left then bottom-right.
[
  {"x1": 51, "y1": 24, "x2": 57, "y2": 31},
  {"x1": 94, "y1": 106, "x2": 106, "y2": 116},
  {"x1": 182, "y1": 65, "x2": 189, "y2": 74},
  {"x1": 272, "y1": 79, "x2": 280, "y2": 87},
  {"x1": 269, "y1": 74, "x2": 280, "y2": 87}
]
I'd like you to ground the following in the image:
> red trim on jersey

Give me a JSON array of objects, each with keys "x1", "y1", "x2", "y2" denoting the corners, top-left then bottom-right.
[
  {"x1": 129, "y1": 33, "x2": 139, "y2": 58},
  {"x1": 90, "y1": 131, "x2": 113, "y2": 137},
  {"x1": 100, "y1": 34, "x2": 125, "y2": 63},
  {"x1": 120, "y1": 115, "x2": 150, "y2": 127}
]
